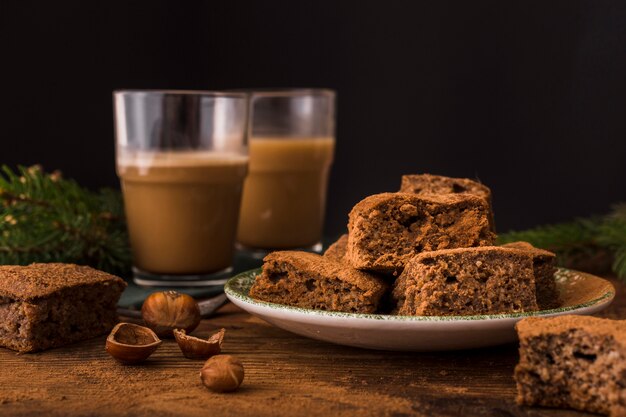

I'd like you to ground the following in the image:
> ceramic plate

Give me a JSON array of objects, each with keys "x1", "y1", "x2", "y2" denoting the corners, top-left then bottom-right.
[{"x1": 224, "y1": 268, "x2": 615, "y2": 351}]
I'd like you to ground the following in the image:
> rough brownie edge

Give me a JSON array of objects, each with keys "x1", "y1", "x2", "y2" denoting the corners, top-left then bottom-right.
[
  {"x1": 516, "y1": 315, "x2": 626, "y2": 342},
  {"x1": 0, "y1": 263, "x2": 126, "y2": 353},
  {"x1": 501, "y1": 241, "x2": 553, "y2": 259},
  {"x1": 515, "y1": 316, "x2": 626, "y2": 416},
  {"x1": 0, "y1": 263, "x2": 126, "y2": 300},
  {"x1": 249, "y1": 251, "x2": 388, "y2": 313},
  {"x1": 391, "y1": 246, "x2": 537, "y2": 316},
  {"x1": 502, "y1": 241, "x2": 560, "y2": 310},
  {"x1": 346, "y1": 192, "x2": 496, "y2": 273},
  {"x1": 323, "y1": 234, "x2": 349, "y2": 262}
]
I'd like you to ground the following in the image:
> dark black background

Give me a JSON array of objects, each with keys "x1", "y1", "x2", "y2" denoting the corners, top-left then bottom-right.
[{"x1": 2, "y1": 1, "x2": 625, "y2": 235}]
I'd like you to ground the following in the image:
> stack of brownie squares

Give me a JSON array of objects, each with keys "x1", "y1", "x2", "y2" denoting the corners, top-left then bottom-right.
[
  {"x1": 249, "y1": 173, "x2": 560, "y2": 315},
  {"x1": 250, "y1": 173, "x2": 626, "y2": 415}
]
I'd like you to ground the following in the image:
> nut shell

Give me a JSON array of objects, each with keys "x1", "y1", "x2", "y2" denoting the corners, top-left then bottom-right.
[
  {"x1": 200, "y1": 355, "x2": 244, "y2": 393},
  {"x1": 174, "y1": 328, "x2": 225, "y2": 359},
  {"x1": 105, "y1": 322, "x2": 162, "y2": 364},
  {"x1": 141, "y1": 291, "x2": 201, "y2": 337}
]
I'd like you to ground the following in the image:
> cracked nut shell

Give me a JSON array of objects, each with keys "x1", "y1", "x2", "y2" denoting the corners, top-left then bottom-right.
[
  {"x1": 105, "y1": 322, "x2": 162, "y2": 364},
  {"x1": 174, "y1": 328, "x2": 225, "y2": 359},
  {"x1": 200, "y1": 354, "x2": 244, "y2": 393}
]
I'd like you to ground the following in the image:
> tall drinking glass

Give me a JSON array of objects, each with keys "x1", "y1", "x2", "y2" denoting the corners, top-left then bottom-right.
[
  {"x1": 114, "y1": 90, "x2": 249, "y2": 286},
  {"x1": 237, "y1": 89, "x2": 335, "y2": 254}
]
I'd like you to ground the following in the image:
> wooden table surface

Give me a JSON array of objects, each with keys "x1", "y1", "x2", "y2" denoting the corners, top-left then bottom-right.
[{"x1": 0, "y1": 275, "x2": 623, "y2": 417}]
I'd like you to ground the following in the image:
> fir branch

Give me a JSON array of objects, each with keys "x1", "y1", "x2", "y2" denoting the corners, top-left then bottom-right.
[
  {"x1": 0, "y1": 165, "x2": 131, "y2": 277},
  {"x1": 596, "y1": 204, "x2": 626, "y2": 278}
]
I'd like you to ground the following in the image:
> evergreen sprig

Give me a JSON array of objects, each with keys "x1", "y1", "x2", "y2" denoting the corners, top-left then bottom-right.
[
  {"x1": 0, "y1": 165, "x2": 131, "y2": 276},
  {"x1": 498, "y1": 204, "x2": 626, "y2": 279},
  {"x1": 598, "y1": 203, "x2": 626, "y2": 279}
]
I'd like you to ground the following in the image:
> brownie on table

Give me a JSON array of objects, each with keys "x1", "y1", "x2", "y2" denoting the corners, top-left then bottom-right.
[
  {"x1": 323, "y1": 234, "x2": 348, "y2": 263},
  {"x1": 392, "y1": 247, "x2": 538, "y2": 316},
  {"x1": 249, "y1": 251, "x2": 388, "y2": 314},
  {"x1": 515, "y1": 316, "x2": 626, "y2": 416},
  {"x1": 502, "y1": 241, "x2": 560, "y2": 310},
  {"x1": 399, "y1": 173, "x2": 495, "y2": 231},
  {"x1": 346, "y1": 193, "x2": 495, "y2": 273},
  {"x1": 0, "y1": 263, "x2": 126, "y2": 353}
]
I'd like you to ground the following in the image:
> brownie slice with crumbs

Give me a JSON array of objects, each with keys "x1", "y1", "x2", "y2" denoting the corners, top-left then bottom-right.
[
  {"x1": 0, "y1": 263, "x2": 126, "y2": 353},
  {"x1": 392, "y1": 246, "x2": 538, "y2": 316},
  {"x1": 502, "y1": 241, "x2": 560, "y2": 310},
  {"x1": 346, "y1": 193, "x2": 495, "y2": 273},
  {"x1": 399, "y1": 173, "x2": 495, "y2": 231},
  {"x1": 515, "y1": 316, "x2": 626, "y2": 416},
  {"x1": 249, "y1": 251, "x2": 388, "y2": 314},
  {"x1": 323, "y1": 234, "x2": 349, "y2": 263}
]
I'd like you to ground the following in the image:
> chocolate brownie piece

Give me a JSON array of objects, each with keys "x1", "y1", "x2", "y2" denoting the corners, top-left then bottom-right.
[
  {"x1": 515, "y1": 316, "x2": 626, "y2": 415},
  {"x1": 400, "y1": 173, "x2": 491, "y2": 200},
  {"x1": 392, "y1": 247, "x2": 538, "y2": 316},
  {"x1": 346, "y1": 193, "x2": 495, "y2": 273},
  {"x1": 0, "y1": 263, "x2": 126, "y2": 353},
  {"x1": 323, "y1": 234, "x2": 348, "y2": 262},
  {"x1": 502, "y1": 241, "x2": 560, "y2": 310},
  {"x1": 399, "y1": 174, "x2": 495, "y2": 231},
  {"x1": 249, "y1": 251, "x2": 388, "y2": 313}
]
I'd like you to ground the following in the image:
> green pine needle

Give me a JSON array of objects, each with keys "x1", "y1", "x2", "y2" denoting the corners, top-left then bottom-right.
[{"x1": 0, "y1": 165, "x2": 131, "y2": 276}]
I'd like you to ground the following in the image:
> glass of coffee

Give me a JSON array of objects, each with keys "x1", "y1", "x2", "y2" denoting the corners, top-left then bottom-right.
[
  {"x1": 114, "y1": 90, "x2": 249, "y2": 286},
  {"x1": 237, "y1": 89, "x2": 335, "y2": 254}
]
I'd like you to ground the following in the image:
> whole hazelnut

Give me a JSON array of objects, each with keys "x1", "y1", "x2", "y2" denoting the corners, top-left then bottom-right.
[
  {"x1": 200, "y1": 355, "x2": 244, "y2": 393},
  {"x1": 141, "y1": 291, "x2": 201, "y2": 337}
]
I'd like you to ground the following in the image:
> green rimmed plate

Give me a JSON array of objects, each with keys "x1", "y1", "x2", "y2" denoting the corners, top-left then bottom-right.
[{"x1": 224, "y1": 268, "x2": 615, "y2": 351}]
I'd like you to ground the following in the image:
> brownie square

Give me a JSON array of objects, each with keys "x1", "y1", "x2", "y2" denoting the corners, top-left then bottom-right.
[
  {"x1": 399, "y1": 173, "x2": 495, "y2": 231},
  {"x1": 399, "y1": 173, "x2": 492, "y2": 202},
  {"x1": 392, "y1": 247, "x2": 538, "y2": 316},
  {"x1": 346, "y1": 193, "x2": 495, "y2": 273},
  {"x1": 0, "y1": 263, "x2": 126, "y2": 352},
  {"x1": 249, "y1": 251, "x2": 388, "y2": 314},
  {"x1": 515, "y1": 316, "x2": 626, "y2": 415}
]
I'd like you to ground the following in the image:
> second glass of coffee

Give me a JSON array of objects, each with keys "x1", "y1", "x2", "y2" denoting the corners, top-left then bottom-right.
[
  {"x1": 237, "y1": 89, "x2": 335, "y2": 253},
  {"x1": 114, "y1": 91, "x2": 249, "y2": 286}
]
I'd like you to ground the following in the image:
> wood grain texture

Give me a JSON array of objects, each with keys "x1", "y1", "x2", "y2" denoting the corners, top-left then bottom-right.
[{"x1": 0, "y1": 276, "x2": 624, "y2": 417}]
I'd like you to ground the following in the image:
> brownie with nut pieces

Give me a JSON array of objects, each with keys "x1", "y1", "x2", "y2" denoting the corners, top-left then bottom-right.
[
  {"x1": 391, "y1": 246, "x2": 537, "y2": 316},
  {"x1": 515, "y1": 315, "x2": 626, "y2": 416},
  {"x1": 346, "y1": 193, "x2": 495, "y2": 273},
  {"x1": 399, "y1": 173, "x2": 492, "y2": 202},
  {"x1": 0, "y1": 263, "x2": 126, "y2": 352},
  {"x1": 249, "y1": 251, "x2": 388, "y2": 314}
]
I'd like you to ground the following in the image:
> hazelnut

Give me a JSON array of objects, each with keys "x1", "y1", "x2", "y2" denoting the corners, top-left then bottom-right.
[
  {"x1": 105, "y1": 322, "x2": 162, "y2": 364},
  {"x1": 200, "y1": 355, "x2": 244, "y2": 393},
  {"x1": 141, "y1": 291, "x2": 201, "y2": 337},
  {"x1": 174, "y1": 328, "x2": 225, "y2": 359}
]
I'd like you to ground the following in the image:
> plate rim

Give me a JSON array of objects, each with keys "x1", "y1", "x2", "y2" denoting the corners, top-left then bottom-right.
[{"x1": 224, "y1": 267, "x2": 615, "y2": 323}]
